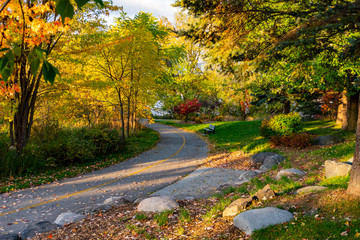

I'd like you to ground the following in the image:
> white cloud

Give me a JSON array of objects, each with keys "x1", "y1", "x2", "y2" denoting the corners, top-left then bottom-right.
[{"x1": 106, "y1": 0, "x2": 179, "y2": 25}]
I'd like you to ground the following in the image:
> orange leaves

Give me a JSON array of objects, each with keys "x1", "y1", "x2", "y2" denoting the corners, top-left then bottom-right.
[
  {"x1": 0, "y1": 0, "x2": 70, "y2": 49},
  {"x1": 0, "y1": 81, "x2": 20, "y2": 99}
]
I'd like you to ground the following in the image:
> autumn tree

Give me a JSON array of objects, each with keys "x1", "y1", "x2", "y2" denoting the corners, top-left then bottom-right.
[{"x1": 84, "y1": 12, "x2": 169, "y2": 140}]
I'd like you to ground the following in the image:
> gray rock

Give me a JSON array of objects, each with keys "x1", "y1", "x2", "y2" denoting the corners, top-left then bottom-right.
[
  {"x1": 0, "y1": 234, "x2": 19, "y2": 240},
  {"x1": 325, "y1": 160, "x2": 352, "y2": 178},
  {"x1": 251, "y1": 152, "x2": 278, "y2": 165},
  {"x1": 239, "y1": 171, "x2": 260, "y2": 181},
  {"x1": 294, "y1": 186, "x2": 327, "y2": 195},
  {"x1": 223, "y1": 197, "x2": 253, "y2": 217},
  {"x1": 314, "y1": 135, "x2": 342, "y2": 146},
  {"x1": 137, "y1": 196, "x2": 178, "y2": 213},
  {"x1": 253, "y1": 184, "x2": 275, "y2": 201},
  {"x1": 259, "y1": 159, "x2": 278, "y2": 171},
  {"x1": 54, "y1": 211, "x2": 87, "y2": 226},
  {"x1": 275, "y1": 168, "x2": 306, "y2": 180},
  {"x1": 21, "y1": 221, "x2": 60, "y2": 239},
  {"x1": 103, "y1": 197, "x2": 130, "y2": 206},
  {"x1": 76, "y1": 204, "x2": 112, "y2": 214},
  {"x1": 234, "y1": 207, "x2": 293, "y2": 235},
  {"x1": 252, "y1": 152, "x2": 285, "y2": 171}
]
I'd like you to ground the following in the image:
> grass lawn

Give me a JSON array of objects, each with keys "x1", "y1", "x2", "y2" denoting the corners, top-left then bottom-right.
[
  {"x1": 0, "y1": 127, "x2": 159, "y2": 193},
  {"x1": 153, "y1": 119, "x2": 359, "y2": 239},
  {"x1": 157, "y1": 120, "x2": 272, "y2": 154}
]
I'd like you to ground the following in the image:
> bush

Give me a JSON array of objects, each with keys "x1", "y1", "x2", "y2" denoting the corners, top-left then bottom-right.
[
  {"x1": 79, "y1": 127, "x2": 124, "y2": 155},
  {"x1": 32, "y1": 125, "x2": 125, "y2": 166},
  {"x1": 270, "y1": 132, "x2": 313, "y2": 149},
  {"x1": 0, "y1": 141, "x2": 45, "y2": 177},
  {"x1": 195, "y1": 117, "x2": 203, "y2": 123},
  {"x1": 260, "y1": 112, "x2": 303, "y2": 138},
  {"x1": 214, "y1": 115, "x2": 223, "y2": 121}
]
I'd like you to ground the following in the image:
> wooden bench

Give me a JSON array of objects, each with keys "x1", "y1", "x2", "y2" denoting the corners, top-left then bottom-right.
[{"x1": 204, "y1": 124, "x2": 215, "y2": 134}]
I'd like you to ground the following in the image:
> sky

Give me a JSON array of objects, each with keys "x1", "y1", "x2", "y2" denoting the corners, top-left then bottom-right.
[{"x1": 105, "y1": 0, "x2": 179, "y2": 25}]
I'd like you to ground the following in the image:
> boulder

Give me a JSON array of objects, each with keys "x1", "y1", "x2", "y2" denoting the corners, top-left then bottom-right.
[
  {"x1": 239, "y1": 171, "x2": 260, "y2": 181},
  {"x1": 314, "y1": 135, "x2": 342, "y2": 146},
  {"x1": 325, "y1": 160, "x2": 351, "y2": 178},
  {"x1": 253, "y1": 184, "x2": 275, "y2": 201},
  {"x1": 103, "y1": 197, "x2": 130, "y2": 206},
  {"x1": 251, "y1": 152, "x2": 280, "y2": 165},
  {"x1": 259, "y1": 158, "x2": 278, "y2": 171},
  {"x1": 275, "y1": 168, "x2": 306, "y2": 180},
  {"x1": 223, "y1": 197, "x2": 253, "y2": 217},
  {"x1": 137, "y1": 196, "x2": 178, "y2": 213},
  {"x1": 21, "y1": 221, "x2": 60, "y2": 239},
  {"x1": 251, "y1": 152, "x2": 285, "y2": 171},
  {"x1": 54, "y1": 211, "x2": 86, "y2": 226},
  {"x1": 233, "y1": 207, "x2": 293, "y2": 235},
  {"x1": 294, "y1": 186, "x2": 327, "y2": 195}
]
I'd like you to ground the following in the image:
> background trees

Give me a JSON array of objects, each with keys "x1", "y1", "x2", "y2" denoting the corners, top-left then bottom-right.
[{"x1": 174, "y1": 0, "x2": 360, "y2": 195}]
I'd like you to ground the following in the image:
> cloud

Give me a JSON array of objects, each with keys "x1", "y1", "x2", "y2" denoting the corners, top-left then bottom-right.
[{"x1": 107, "y1": 0, "x2": 179, "y2": 24}]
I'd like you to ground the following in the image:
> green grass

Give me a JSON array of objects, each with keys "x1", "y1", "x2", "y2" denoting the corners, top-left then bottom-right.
[
  {"x1": 179, "y1": 208, "x2": 191, "y2": 223},
  {"x1": 157, "y1": 120, "x2": 272, "y2": 153},
  {"x1": 0, "y1": 127, "x2": 159, "y2": 193},
  {"x1": 153, "y1": 210, "x2": 172, "y2": 226},
  {"x1": 303, "y1": 120, "x2": 353, "y2": 139},
  {"x1": 135, "y1": 212, "x2": 148, "y2": 221},
  {"x1": 319, "y1": 175, "x2": 350, "y2": 189},
  {"x1": 310, "y1": 141, "x2": 355, "y2": 162},
  {"x1": 252, "y1": 216, "x2": 360, "y2": 239},
  {"x1": 249, "y1": 176, "x2": 302, "y2": 195}
]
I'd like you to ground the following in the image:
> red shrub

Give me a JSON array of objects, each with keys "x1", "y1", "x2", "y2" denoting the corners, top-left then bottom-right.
[
  {"x1": 270, "y1": 132, "x2": 313, "y2": 149},
  {"x1": 173, "y1": 99, "x2": 202, "y2": 121}
]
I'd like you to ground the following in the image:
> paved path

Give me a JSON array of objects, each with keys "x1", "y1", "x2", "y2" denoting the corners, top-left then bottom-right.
[{"x1": 0, "y1": 123, "x2": 207, "y2": 235}]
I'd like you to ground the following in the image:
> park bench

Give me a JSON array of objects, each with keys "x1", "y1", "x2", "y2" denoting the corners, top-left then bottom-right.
[{"x1": 204, "y1": 124, "x2": 216, "y2": 134}]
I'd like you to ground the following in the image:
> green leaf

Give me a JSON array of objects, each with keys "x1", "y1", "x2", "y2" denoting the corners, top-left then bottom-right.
[
  {"x1": 42, "y1": 60, "x2": 60, "y2": 84},
  {"x1": 13, "y1": 46, "x2": 22, "y2": 57},
  {"x1": 56, "y1": 0, "x2": 75, "y2": 21},
  {"x1": 93, "y1": 0, "x2": 104, "y2": 7},
  {"x1": 30, "y1": 57, "x2": 41, "y2": 76},
  {"x1": 0, "y1": 51, "x2": 14, "y2": 82},
  {"x1": 74, "y1": 0, "x2": 88, "y2": 9}
]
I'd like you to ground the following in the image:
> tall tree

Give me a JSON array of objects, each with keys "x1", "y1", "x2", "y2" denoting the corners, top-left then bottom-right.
[
  {"x1": 175, "y1": 0, "x2": 360, "y2": 195},
  {"x1": 85, "y1": 12, "x2": 169, "y2": 140}
]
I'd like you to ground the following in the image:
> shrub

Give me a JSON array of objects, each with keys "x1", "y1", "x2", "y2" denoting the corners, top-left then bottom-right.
[
  {"x1": 195, "y1": 116, "x2": 202, "y2": 123},
  {"x1": 214, "y1": 115, "x2": 223, "y2": 121},
  {"x1": 79, "y1": 127, "x2": 124, "y2": 155},
  {"x1": 32, "y1": 125, "x2": 125, "y2": 166},
  {"x1": 260, "y1": 112, "x2": 303, "y2": 138},
  {"x1": 173, "y1": 99, "x2": 202, "y2": 121},
  {"x1": 270, "y1": 132, "x2": 313, "y2": 149},
  {"x1": 0, "y1": 141, "x2": 45, "y2": 177}
]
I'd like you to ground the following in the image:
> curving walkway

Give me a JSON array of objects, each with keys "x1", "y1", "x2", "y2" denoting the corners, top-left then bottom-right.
[{"x1": 0, "y1": 122, "x2": 208, "y2": 235}]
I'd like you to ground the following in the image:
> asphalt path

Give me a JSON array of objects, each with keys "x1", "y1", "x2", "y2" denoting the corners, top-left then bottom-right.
[{"x1": 0, "y1": 122, "x2": 208, "y2": 235}]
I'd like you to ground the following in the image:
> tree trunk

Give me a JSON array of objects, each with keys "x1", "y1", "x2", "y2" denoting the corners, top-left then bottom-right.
[
  {"x1": 346, "y1": 93, "x2": 360, "y2": 195},
  {"x1": 117, "y1": 89, "x2": 126, "y2": 142},
  {"x1": 127, "y1": 95, "x2": 131, "y2": 138},
  {"x1": 337, "y1": 90, "x2": 349, "y2": 128},
  {"x1": 336, "y1": 91, "x2": 359, "y2": 131},
  {"x1": 348, "y1": 93, "x2": 359, "y2": 131},
  {"x1": 12, "y1": 60, "x2": 41, "y2": 152},
  {"x1": 283, "y1": 100, "x2": 291, "y2": 114}
]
